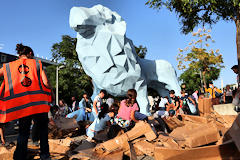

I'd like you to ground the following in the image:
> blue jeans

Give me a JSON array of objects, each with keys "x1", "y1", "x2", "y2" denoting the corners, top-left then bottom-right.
[
  {"x1": 67, "y1": 108, "x2": 94, "y2": 122},
  {"x1": 134, "y1": 112, "x2": 148, "y2": 121},
  {"x1": 13, "y1": 113, "x2": 49, "y2": 160}
]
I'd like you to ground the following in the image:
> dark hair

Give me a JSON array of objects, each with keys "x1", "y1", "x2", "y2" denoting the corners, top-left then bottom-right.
[
  {"x1": 168, "y1": 110, "x2": 176, "y2": 117},
  {"x1": 109, "y1": 103, "x2": 119, "y2": 116},
  {"x1": 181, "y1": 90, "x2": 185, "y2": 94},
  {"x1": 98, "y1": 103, "x2": 109, "y2": 119},
  {"x1": 16, "y1": 43, "x2": 34, "y2": 57},
  {"x1": 59, "y1": 99, "x2": 65, "y2": 104},
  {"x1": 164, "y1": 96, "x2": 169, "y2": 99},
  {"x1": 231, "y1": 65, "x2": 238, "y2": 70},
  {"x1": 169, "y1": 90, "x2": 175, "y2": 94},
  {"x1": 125, "y1": 89, "x2": 137, "y2": 107},
  {"x1": 83, "y1": 93, "x2": 88, "y2": 97},
  {"x1": 100, "y1": 89, "x2": 107, "y2": 95},
  {"x1": 50, "y1": 105, "x2": 59, "y2": 117}
]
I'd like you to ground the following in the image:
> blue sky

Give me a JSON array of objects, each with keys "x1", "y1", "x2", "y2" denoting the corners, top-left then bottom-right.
[{"x1": 0, "y1": 0, "x2": 237, "y2": 88}]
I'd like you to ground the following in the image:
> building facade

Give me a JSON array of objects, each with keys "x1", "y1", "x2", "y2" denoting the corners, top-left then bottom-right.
[{"x1": 0, "y1": 52, "x2": 57, "y2": 68}]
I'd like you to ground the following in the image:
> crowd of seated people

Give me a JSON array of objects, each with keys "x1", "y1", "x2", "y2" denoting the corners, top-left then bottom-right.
[{"x1": 42, "y1": 86, "x2": 204, "y2": 144}]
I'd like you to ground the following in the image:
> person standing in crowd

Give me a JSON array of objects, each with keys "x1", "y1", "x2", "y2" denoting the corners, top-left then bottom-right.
[
  {"x1": 92, "y1": 90, "x2": 107, "y2": 119},
  {"x1": 180, "y1": 91, "x2": 197, "y2": 115},
  {"x1": 231, "y1": 65, "x2": 240, "y2": 109},
  {"x1": 231, "y1": 65, "x2": 239, "y2": 84},
  {"x1": 31, "y1": 110, "x2": 55, "y2": 147},
  {"x1": 71, "y1": 96, "x2": 79, "y2": 112},
  {"x1": 204, "y1": 82, "x2": 223, "y2": 105},
  {"x1": 192, "y1": 90, "x2": 199, "y2": 103},
  {"x1": 82, "y1": 93, "x2": 93, "y2": 120},
  {"x1": 224, "y1": 85, "x2": 233, "y2": 104},
  {"x1": 0, "y1": 44, "x2": 52, "y2": 160}
]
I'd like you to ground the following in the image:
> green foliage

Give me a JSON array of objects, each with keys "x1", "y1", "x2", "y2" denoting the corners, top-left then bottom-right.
[
  {"x1": 177, "y1": 28, "x2": 224, "y2": 92},
  {"x1": 135, "y1": 45, "x2": 147, "y2": 58},
  {"x1": 146, "y1": 0, "x2": 239, "y2": 34},
  {"x1": 179, "y1": 67, "x2": 220, "y2": 93},
  {"x1": 46, "y1": 35, "x2": 93, "y2": 105}
]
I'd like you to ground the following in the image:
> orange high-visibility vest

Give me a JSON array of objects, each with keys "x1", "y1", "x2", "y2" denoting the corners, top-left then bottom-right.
[{"x1": 0, "y1": 59, "x2": 51, "y2": 123}]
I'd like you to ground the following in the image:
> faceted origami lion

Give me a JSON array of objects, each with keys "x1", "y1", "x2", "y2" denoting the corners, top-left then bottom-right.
[{"x1": 69, "y1": 4, "x2": 180, "y2": 114}]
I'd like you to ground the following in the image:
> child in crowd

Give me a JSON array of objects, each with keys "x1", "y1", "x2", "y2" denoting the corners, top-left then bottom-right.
[
  {"x1": 92, "y1": 90, "x2": 107, "y2": 119},
  {"x1": 112, "y1": 89, "x2": 139, "y2": 128},
  {"x1": 86, "y1": 103, "x2": 119, "y2": 141}
]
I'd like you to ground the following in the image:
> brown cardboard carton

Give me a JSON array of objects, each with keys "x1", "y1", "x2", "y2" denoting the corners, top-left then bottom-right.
[
  {"x1": 154, "y1": 140, "x2": 240, "y2": 160},
  {"x1": 228, "y1": 114, "x2": 240, "y2": 151},
  {"x1": 156, "y1": 134, "x2": 179, "y2": 149},
  {"x1": 198, "y1": 98, "x2": 212, "y2": 116},
  {"x1": 69, "y1": 148, "x2": 96, "y2": 160},
  {"x1": 94, "y1": 121, "x2": 156, "y2": 155},
  {"x1": 163, "y1": 116, "x2": 185, "y2": 130},
  {"x1": 126, "y1": 121, "x2": 157, "y2": 141},
  {"x1": 133, "y1": 140, "x2": 154, "y2": 156},
  {"x1": 48, "y1": 139, "x2": 70, "y2": 154},
  {"x1": 216, "y1": 115, "x2": 237, "y2": 129},
  {"x1": 0, "y1": 146, "x2": 15, "y2": 160},
  {"x1": 182, "y1": 114, "x2": 208, "y2": 124},
  {"x1": 170, "y1": 123, "x2": 220, "y2": 148}
]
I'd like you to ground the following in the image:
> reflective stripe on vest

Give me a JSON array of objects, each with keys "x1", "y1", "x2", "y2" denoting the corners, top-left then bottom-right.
[{"x1": 0, "y1": 59, "x2": 51, "y2": 123}]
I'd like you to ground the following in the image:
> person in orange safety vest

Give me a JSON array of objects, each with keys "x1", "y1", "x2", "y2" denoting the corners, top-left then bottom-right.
[{"x1": 0, "y1": 43, "x2": 53, "y2": 160}]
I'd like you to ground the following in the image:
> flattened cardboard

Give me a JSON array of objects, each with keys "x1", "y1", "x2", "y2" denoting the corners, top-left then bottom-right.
[
  {"x1": 126, "y1": 121, "x2": 157, "y2": 141},
  {"x1": 48, "y1": 140, "x2": 70, "y2": 154},
  {"x1": 182, "y1": 115, "x2": 208, "y2": 124},
  {"x1": 154, "y1": 140, "x2": 240, "y2": 160},
  {"x1": 170, "y1": 123, "x2": 220, "y2": 148},
  {"x1": 228, "y1": 114, "x2": 240, "y2": 151},
  {"x1": 163, "y1": 117, "x2": 185, "y2": 130},
  {"x1": 94, "y1": 121, "x2": 156, "y2": 155},
  {"x1": 133, "y1": 140, "x2": 154, "y2": 156}
]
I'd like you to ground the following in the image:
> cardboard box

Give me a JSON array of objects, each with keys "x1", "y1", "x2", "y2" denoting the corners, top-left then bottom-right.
[
  {"x1": 198, "y1": 98, "x2": 213, "y2": 116},
  {"x1": 163, "y1": 117, "x2": 185, "y2": 130},
  {"x1": 133, "y1": 140, "x2": 155, "y2": 156},
  {"x1": 154, "y1": 140, "x2": 240, "y2": 160},
  {"x1": 182, "y1": 114, "x2": 208, "y2": 124},
  {"x1": 94, "y1": 121, "x2": 156, "y2": 155},
  {"x1": 170, "y1": 123, "x2": 220, "y2": 148}
]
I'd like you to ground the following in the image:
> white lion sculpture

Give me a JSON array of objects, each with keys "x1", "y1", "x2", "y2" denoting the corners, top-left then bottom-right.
[{"x1": 69, "y1": 4, "x2": 180, "y2": 114}]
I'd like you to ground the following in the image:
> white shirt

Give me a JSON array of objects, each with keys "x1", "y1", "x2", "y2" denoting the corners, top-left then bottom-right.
[
  {"x1": 94, "y1": 95, "x2": 103, "y2": 112},
  {"x1": 159, "y1": 97, "x2": 168, "y2": 108}
]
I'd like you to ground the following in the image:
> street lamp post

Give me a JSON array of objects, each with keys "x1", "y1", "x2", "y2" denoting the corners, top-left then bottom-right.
[{"x1": 56, "y1": 65, "x2": 65, "y2": 106}]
